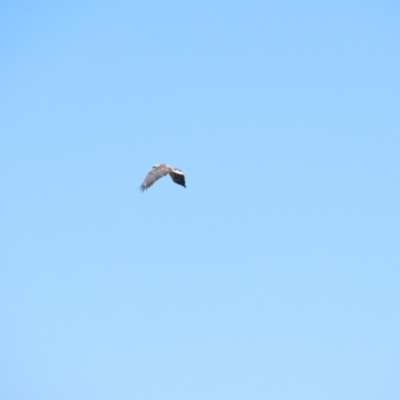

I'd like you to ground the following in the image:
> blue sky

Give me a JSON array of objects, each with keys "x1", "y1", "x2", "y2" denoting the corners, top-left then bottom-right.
[{"x1": 1, "y1": 1, "x2": 400, "y2": 399}]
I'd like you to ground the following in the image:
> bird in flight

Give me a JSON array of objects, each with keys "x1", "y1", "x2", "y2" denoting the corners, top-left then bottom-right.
[{"x1": 140, "y1": 164, "x2": 186, "y2": 192}]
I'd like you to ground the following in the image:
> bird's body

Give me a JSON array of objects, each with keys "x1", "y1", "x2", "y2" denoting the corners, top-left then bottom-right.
[{"x1": 140, "y1": 164, "x2": 186, "y2": 192}]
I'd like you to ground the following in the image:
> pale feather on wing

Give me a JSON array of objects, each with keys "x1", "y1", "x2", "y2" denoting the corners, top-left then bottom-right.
[{"x1": 140, "y1": 164, "x2": 171, "y2": 191}]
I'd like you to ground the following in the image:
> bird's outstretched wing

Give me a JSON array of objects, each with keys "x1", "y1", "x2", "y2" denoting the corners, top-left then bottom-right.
[
  {"x1": 169, "y1": 169, "x2": 186, "y2": 188},
  {"x1": 140, "y1": 164, "x2": 171, "y2": 191}
]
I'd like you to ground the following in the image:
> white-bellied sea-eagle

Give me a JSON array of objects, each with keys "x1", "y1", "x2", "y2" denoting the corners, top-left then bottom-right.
[{"x1": 140, "y1": 164, "x2": 186, "y2": 192}]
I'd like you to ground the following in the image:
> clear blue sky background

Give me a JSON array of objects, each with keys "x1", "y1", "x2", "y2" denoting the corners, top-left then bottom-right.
[{"x1": 1, "y1": 1, "x2": 399, "y2": 399}]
